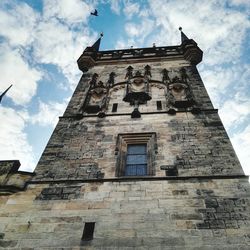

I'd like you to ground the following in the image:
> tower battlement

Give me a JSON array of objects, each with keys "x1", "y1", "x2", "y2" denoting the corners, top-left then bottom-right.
[{"x1": 78, "y1": 33, "x2": 202, "y2": 72}]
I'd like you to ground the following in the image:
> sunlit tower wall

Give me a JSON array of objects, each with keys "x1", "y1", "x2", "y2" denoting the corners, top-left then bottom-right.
[{"x1": 0, "y1": 30, "x2": 250, "y2": 249}]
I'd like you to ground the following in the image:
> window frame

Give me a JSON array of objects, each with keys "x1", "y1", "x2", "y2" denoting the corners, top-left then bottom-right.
[
  {"x1": 125, "y1": 143, "x2": 148, "y2": 176},
  {"x1": 115, "y1": 133, "x2": 157, "y2": 177}
]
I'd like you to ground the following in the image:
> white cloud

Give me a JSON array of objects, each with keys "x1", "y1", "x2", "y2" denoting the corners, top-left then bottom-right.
[
  {"x1": 229, "y1": 0, "x2": 250, "y2": 8},
  {"x1": 0, "y1": 1, "x2": 39, "y2": 46},
  {"x1": 219, "y1": 100, "x2": 250, "y2": 129},
  {"x1": 0, "y1": 107, "x2": 35, "y2": 172},
  {"x1": 110, "y1": 0, "x2": 122, "y2": 14},
  {"x1": 125, "y1": 19, "x2": 154, "y2": 39},
  {"x1": 33, "y1": 13, "x2": 96, "y2": 90},
  {"x1": 0, "y1": 0, "x2": 96, "y2": 173},
  {"x1": 43, "y1": 0, "x2": 92, "y2": 24},
  {"x1": 115, "y1": 39, "x2": 129, "y2": 49},
  {"x1": 31, "y1": 100, "x2": 68, "y2": 127},
  {"x1": 147, "y1": 0, "x2": 250, "y2": 65},
  {"x1": 231, "y1": 125, "x2": 250, "y2": 175},
  {"x1": 199, "y1": 62, "x2": 250, "y2": 108},
  {"x1": 33, "y1": 21, "x2": 85, "y2": 88},
  {"x1": 200, "y1": 66, "x2": 236, "y2": 107},
  {"x1": 123, "y1": 0, "x2": 140, "y2": 19},
  {"x1": 0, "y1": 44, "x2": 42, "y2": 105},
  {"x1": 0, "y1": 1, "x2": 43, "y2": 105}
]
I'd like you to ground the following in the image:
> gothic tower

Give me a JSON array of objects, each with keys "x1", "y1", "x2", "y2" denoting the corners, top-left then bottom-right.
[{"x1": 0, "y1": 29, "x2": 250, "y2": 249}]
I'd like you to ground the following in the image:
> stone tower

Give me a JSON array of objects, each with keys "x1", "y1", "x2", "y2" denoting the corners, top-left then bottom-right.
[{"x1": 0, "y1": 29, "x2": 250, "y2": 249}]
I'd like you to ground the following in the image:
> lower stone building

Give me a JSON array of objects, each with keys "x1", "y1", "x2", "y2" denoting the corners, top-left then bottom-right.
[{"x1": 0, "y1": 30, "x2": 250, "y2": 249}]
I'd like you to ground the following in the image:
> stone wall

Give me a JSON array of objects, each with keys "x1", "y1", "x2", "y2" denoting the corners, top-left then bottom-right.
[
  {"x1": 34, "y1": 110, "x2": 243, "y2": 181},
  {"x1": 0, "y1": 178, "x2": 249, "y2": 249},
  {"x1": 32, "y1": 57, "x2": 243, "y2": 180}
]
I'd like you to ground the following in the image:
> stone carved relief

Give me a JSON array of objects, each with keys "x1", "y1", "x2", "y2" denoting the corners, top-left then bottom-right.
[
  {"x1": 125, "y1": 66, "x2": 133, "y2": 79},
  {"x1": 163, "y1": 67, "x2": 197, "y2": 112},
  {"x1": 130, "y1": 71, "x2": 145, "y2": 93},
  {"x1": 83, "y1": 73, "x2": 111, "y2": 116},
  {"x1": 123, "y1": 66, "x2": 151, "y2": 103},
  {"x1": 180, "y1": 67, "x2": 189, "y2": 83},
  {"x1": 162, "y1": 69, "x2": 170, "y2": 83},
  {"x1": 123, "y1": 66, "x2": 152, "y2": 118},
  {"x1": 108, "y1": 72, "x2": 116, "y2": 87},
  {"x1": 144, "y1": 65, "x2": 151, "y2": 79}
]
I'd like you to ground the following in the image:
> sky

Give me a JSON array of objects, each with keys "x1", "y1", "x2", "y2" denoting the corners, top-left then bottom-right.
[{"x1": 0, "y1": 0, "x2": 249, "y2": 176}]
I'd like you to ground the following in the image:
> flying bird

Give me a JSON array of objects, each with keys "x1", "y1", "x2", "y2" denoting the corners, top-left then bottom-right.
[
  {"x1": 0, "y1": 84, "x2": 12, "y2": 103},
  {"x1": 91, "y1": 9, "x2": 98, "y2": 16}
]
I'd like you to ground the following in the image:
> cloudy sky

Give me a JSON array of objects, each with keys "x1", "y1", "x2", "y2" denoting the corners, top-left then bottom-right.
[{"x1": 0, "y1": 0, "x2": 249, "y2": 175}]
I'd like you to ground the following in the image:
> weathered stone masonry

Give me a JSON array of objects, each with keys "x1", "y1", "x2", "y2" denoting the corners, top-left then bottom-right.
[{"x1": 0, "y1": 31, "x2": 249, "y2": 249}]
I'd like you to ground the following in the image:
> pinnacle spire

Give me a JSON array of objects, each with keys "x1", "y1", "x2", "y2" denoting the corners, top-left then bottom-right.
[
  {"x1": 179, "y1": 27, "x2": 189, "y2": 43},
  {"x1": 0, "y1": 84, "x2": 12, "y2": 103},
  {"x1": 91, "y1": 32, "x2": 103, "y2": 51}
]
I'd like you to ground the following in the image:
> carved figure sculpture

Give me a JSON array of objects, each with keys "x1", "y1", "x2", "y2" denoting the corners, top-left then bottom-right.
[
  {"x1": 125, "y1": 66, "x2": 133, "y2": 79},
  {"x1": 180, "y1": 67, "x2": 189, "y2": 83},
  {"x1": 144, "y1": 65, "x2": 151, "y2": 78},
  {"x1": 108, "y1": 72, "x2": 116, "y2": 86},
  {"x1": 162, "y1": 69, "x2": 170, "y2": 83}
]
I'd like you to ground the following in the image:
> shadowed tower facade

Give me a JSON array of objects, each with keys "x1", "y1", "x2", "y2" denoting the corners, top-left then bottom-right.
[{"x1": 0, "y1": 29, "x2": 250, "y2": 249}]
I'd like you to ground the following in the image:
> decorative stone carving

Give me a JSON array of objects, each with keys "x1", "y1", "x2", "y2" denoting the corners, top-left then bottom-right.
[
  {"x1": 180, "y1": 67, "x2": 189, "y2": 83},
  {"x1": 83, "y1": 73, "x2": 109, "y2": 115},
  {"x1": 123, "y1": 67, "x2": 152, "y2": 118},
  {"x1": 125, "y1": 66, "x2": 133, "y2": 79},
  {"x1": 89, "y1": 73, "x2": 99, "y2": 86},
  {"x1": 165, "y1": 68, "x2": 196, "y2": 110},
  {"x1": 162, "y1": 69, "x2": 170, "y2": 83},
  {"x1": 144, "y1": 65, "x2": 151, "y2": 78},
  {"x1": 123, "y1": 69, "x2": 151, "y2": 105},
  {"x1": 108, "y1": 72, "x2": 116, "y2": 87}
]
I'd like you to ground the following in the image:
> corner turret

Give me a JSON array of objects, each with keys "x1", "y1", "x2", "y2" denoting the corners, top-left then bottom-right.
[
  {"x1": 179, "y1": 27, "x2": 203, "y2": 65},
  {"x1": 77, "y1": 33, "x2": 103, "y2": 72}
]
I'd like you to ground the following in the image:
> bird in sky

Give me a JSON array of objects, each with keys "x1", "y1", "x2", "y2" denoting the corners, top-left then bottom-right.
[
  {"x1": 91, "y1": 9, "x2": 98, "y2": 16},
  {"x1": 0, "y1": 84, "x2": 12, "y2": 104}
]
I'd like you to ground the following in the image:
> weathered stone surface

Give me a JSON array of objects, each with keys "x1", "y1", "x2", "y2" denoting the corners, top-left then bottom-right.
[
  {"x1": 0, "y1": 179, "x2": 249, "y2": 248},
  {"x1": 0, "y1": 160, "x2": 34, "y2": 195}
]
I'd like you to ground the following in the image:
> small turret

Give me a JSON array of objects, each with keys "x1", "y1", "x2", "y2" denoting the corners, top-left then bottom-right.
[
  {"x1": 179, "y1": 27, "x2": 203, "y2": 65},
  {"x1": 77, "y1": 33, "x2": 103, "y2": 72},
  {"x1": 179, "y1": 27, "x2": 189, "y2": 43}
]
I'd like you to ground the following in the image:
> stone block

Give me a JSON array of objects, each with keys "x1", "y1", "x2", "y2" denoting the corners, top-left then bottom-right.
[
  {"x1": 209, "y1": 220, "x2": 225, "y2": 229},
  {"x1": 84, "y1": 191, "x2": 109, "y2": 201},
  {"x1": 0, "y1": 240, "x2": 18, "y2": 248}
]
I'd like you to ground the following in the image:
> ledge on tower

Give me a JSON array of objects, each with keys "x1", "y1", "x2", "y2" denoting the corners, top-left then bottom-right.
[{"x1": 0, "y1": 160, "x2": 35, "y2": 195}]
